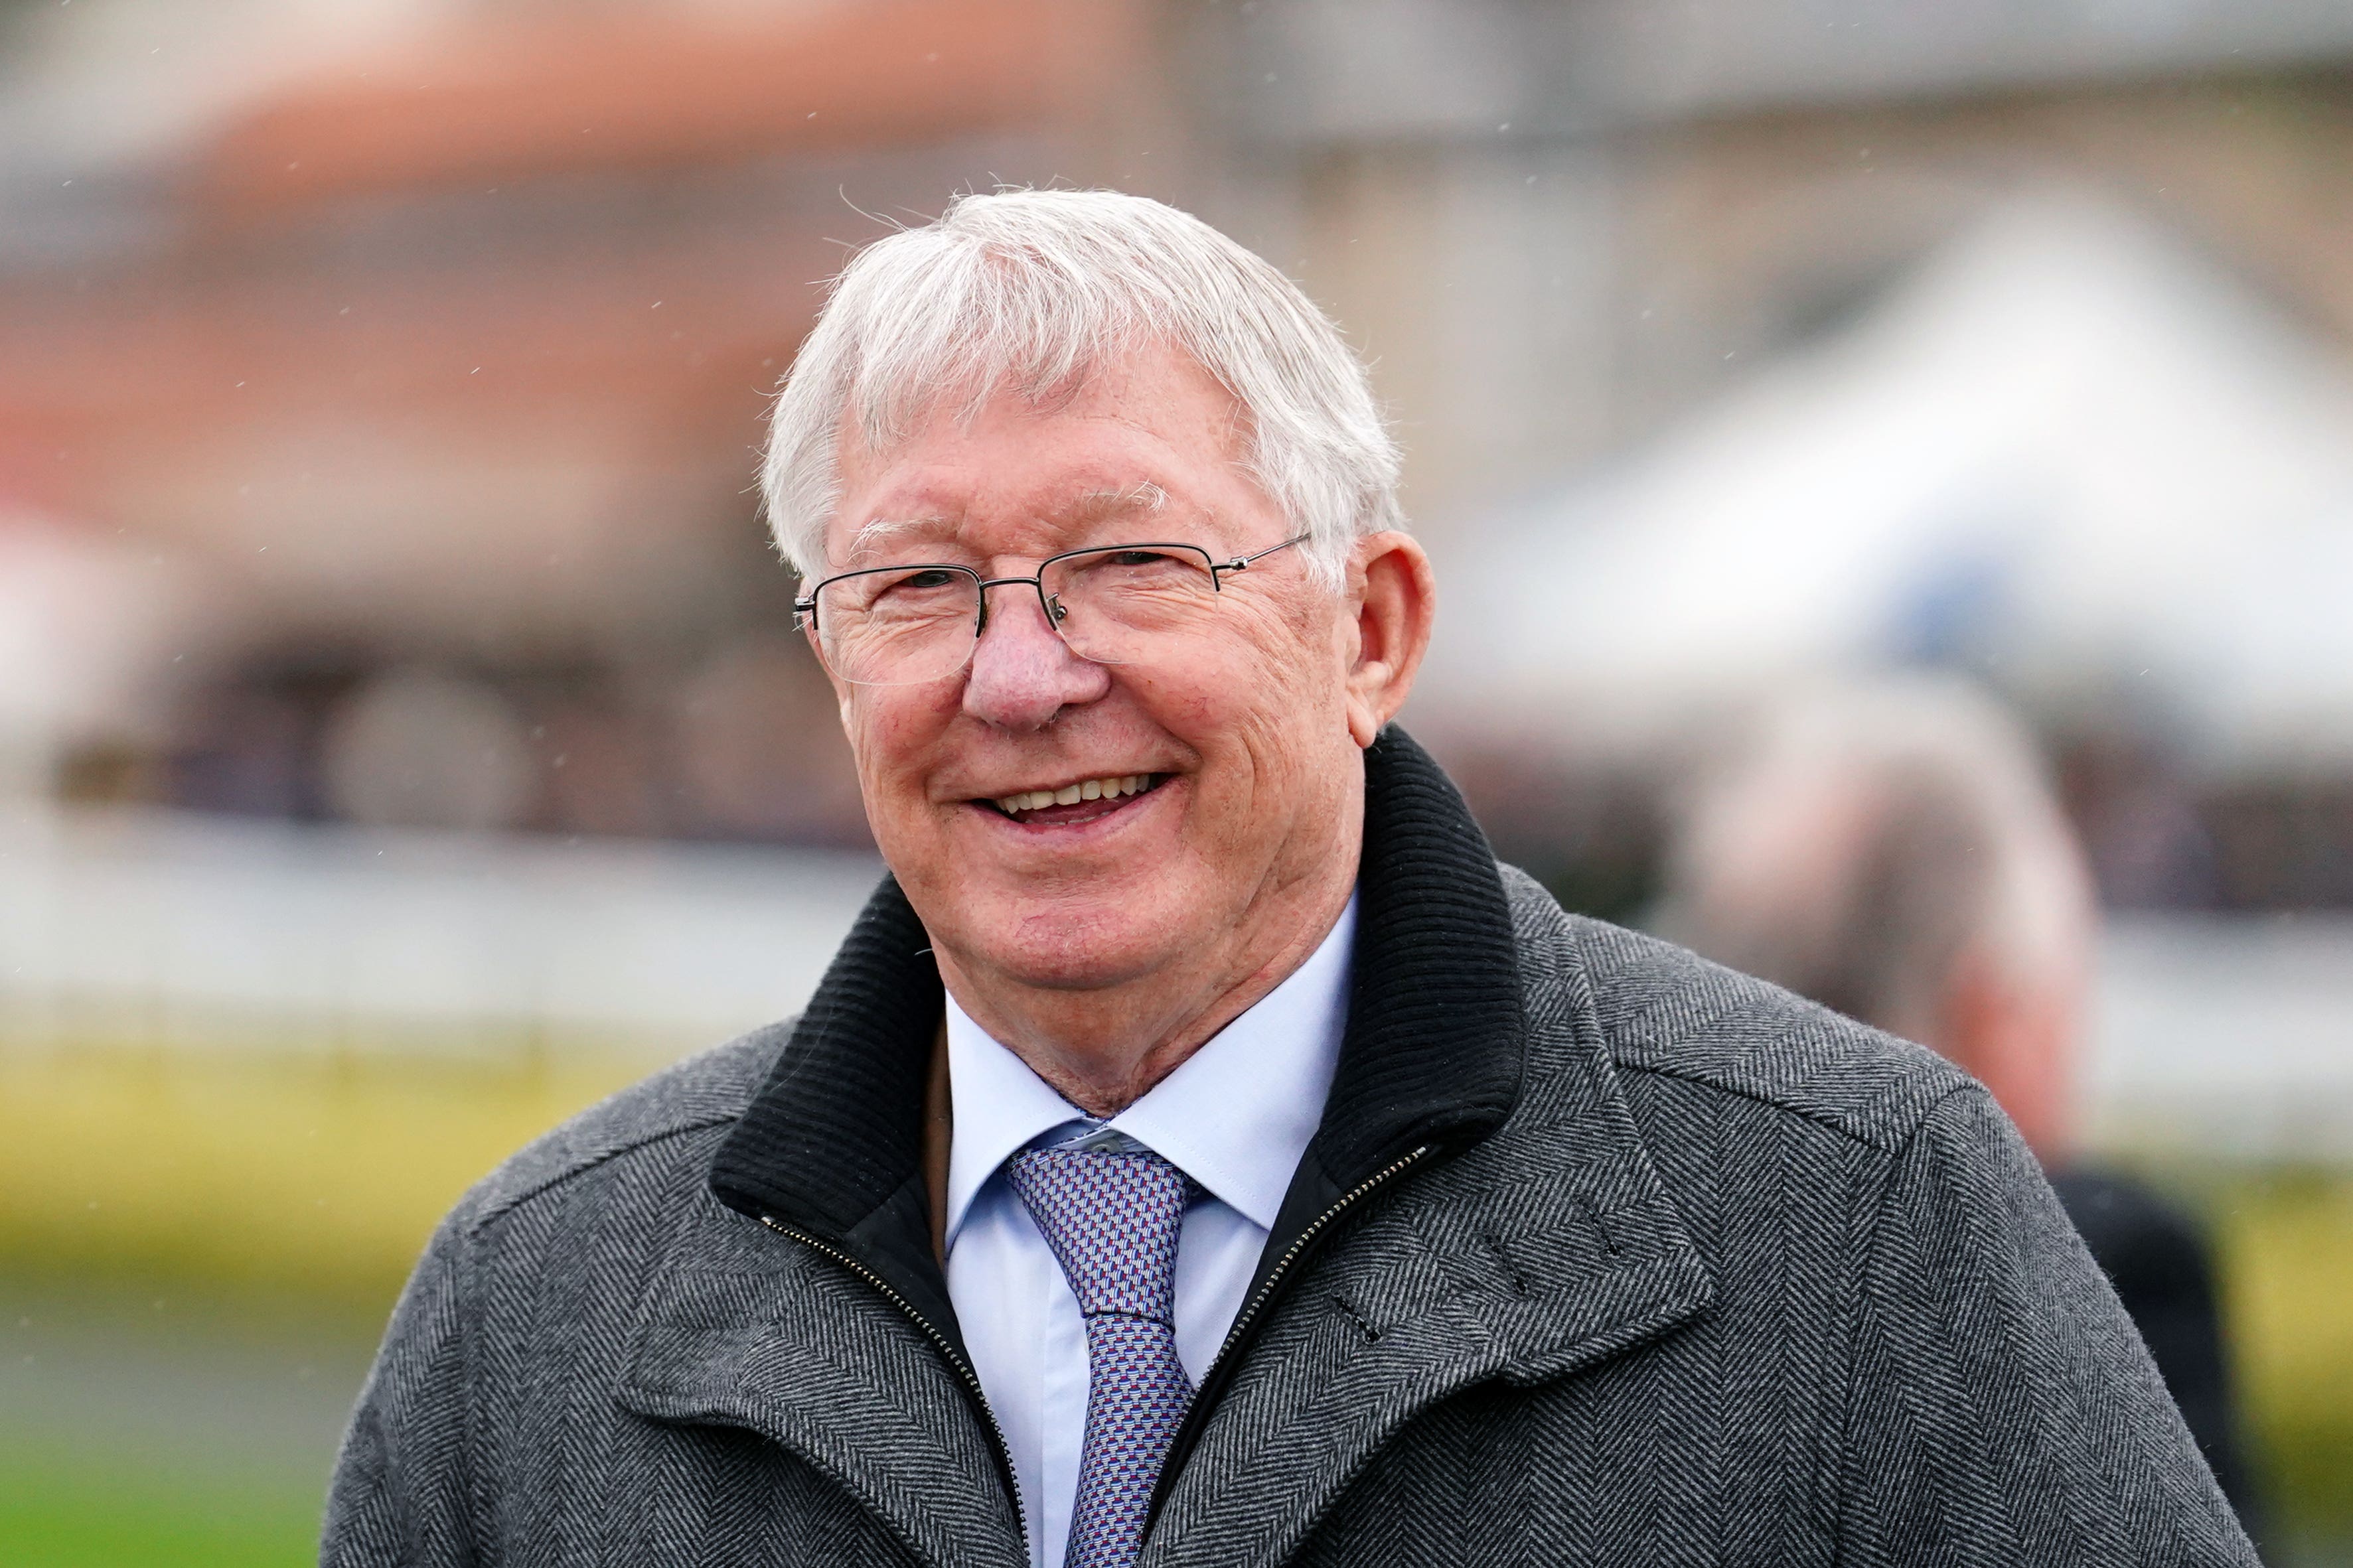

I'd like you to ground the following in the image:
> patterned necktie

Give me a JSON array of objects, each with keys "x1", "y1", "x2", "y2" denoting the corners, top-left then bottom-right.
[{"x1": 1006, "y1": 1144, "x2": 1195, "y2": 1568}]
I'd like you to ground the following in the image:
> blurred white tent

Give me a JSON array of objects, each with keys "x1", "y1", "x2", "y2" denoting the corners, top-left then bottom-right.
[{"x1": 1430, "y1": 188, "x2": 2353, "y2": 772}]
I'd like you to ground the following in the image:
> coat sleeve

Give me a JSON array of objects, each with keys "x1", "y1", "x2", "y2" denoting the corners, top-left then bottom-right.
[
  {"x1": 1839, "y1": 1084, "x2": 2259, "y2": 1567},
  {"x1": 321, "y1": 1206, "x2": 481, "y2": 1567}
]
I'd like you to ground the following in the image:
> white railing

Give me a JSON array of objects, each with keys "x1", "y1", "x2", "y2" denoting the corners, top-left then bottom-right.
[
  {"x1": 0, "y1": 804, "x2": 884, "y2": 1060},
  {"x1": 2089, "y1": 911, "x2": 2353, "y2": 1161}
]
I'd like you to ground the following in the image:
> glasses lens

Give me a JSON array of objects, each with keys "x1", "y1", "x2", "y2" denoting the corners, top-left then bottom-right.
[
  {"x1": 812, "y1": 567, "x2": 978, "y2": 685},
  {"x1": 1039, "y1": 546, "x2": 1220, "y2": 666}
]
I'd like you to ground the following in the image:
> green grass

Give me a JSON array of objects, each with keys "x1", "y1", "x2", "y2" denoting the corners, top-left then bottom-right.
[
  {"x1": 2206, "y1": 1167, "x2": 2353, "y2": 1545},
  {"x1": 0, "y1": 1452, "x2": 319, "y2": 1568},
  {"x1": 0, "y1": 1040, "x2": 658, "y2": 1317},
  {"x1": 0, "y1": 1040, "x2": 643, "y2": 1567}
]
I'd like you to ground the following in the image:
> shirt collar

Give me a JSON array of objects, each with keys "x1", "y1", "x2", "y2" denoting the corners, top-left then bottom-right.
[{"x1": 943, "y1": 892, "x2": 1357, "y2": 1246}]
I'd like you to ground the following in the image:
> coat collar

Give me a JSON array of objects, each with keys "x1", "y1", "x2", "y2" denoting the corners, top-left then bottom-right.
[{"x1": 705, "y1": 725, "x2": 1527, "y2": 1352}]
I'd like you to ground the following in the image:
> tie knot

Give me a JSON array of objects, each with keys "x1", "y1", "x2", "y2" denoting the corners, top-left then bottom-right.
[{"x1": 1006, "y1": 1146, "x2": 1190, "y2": 1322}]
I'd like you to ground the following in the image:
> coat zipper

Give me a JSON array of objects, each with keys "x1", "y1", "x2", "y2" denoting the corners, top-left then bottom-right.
[
  {"x1": 759, "y1": 1215, "x2": 1029, "y2": 1559},
  {"x1": 1144, "y1": 1143, "x2": 1436, "y2": 1533}
]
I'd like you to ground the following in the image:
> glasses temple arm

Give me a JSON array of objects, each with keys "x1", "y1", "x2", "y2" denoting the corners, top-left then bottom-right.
[{"x1": 1217, "y1": 532, "x2": 1315, "y2": 575}]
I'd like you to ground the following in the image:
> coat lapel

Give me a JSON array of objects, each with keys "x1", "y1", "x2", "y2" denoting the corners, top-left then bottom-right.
[
  {"x1": 651, "y1": 877, "x2": 1029, "y2": 1566},
  {"x1": 615, "y1": 1184, "x2": 1028, "y2": 1568},
  {"x1": 1139, "y1": 881, "x2": 1714, "y2": 1568}
]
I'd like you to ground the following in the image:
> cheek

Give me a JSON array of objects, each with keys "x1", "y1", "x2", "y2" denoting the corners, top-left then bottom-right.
[
  {"x1": 1227, "y1": 600, "x2": 1349, "y2": 726},
  {"x1": 1171, "y1": 605, "x2": 1349, "y2": 790},
  {"x1": 842, "y1": 690, "x2": 954, "y2": 798}
]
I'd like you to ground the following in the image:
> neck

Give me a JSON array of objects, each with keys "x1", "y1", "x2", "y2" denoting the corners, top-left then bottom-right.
[{"x1": 937, "y1": 832, "x2": 1361, "y2": 1121}]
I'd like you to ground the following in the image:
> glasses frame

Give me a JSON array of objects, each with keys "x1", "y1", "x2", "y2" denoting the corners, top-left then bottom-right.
[{"x1": 793, "y1": 532, "x2": 1312, "y2": 683}]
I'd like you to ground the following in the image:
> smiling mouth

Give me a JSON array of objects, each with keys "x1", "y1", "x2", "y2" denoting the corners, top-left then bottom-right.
[{"x1": 981, "y1": 772, "x2": 1165, "y2": 825}]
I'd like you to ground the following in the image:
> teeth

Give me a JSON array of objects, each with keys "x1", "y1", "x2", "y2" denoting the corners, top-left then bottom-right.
[{"x1": 994, "y1": 774, "x2": 1154, "y2": 815}]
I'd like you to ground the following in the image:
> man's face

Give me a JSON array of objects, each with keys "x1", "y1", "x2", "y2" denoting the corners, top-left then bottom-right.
[{"x1": 818, "y1": 344, "x2": 1369, "y2": 997}]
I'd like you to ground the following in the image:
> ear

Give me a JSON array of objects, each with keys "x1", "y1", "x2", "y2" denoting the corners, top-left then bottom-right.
[
  {"x1": 1342, "y1": 531, "x2": 1436, "y2": 748},
  {"x1": 1937, "y1": 947, "x2": 2081, "y2": 1165}
]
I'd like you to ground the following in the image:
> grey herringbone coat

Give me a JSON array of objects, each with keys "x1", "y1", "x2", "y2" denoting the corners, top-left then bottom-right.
[{"x1": 325, "y1": 732, "x2": 2255, "y2": 1567}]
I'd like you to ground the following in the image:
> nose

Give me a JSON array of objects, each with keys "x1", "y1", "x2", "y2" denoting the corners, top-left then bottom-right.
[{"x1": 962, "y1": 586, "x2": 1111, "y2": 730}]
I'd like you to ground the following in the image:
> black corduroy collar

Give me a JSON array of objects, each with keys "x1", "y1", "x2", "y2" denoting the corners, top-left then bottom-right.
[{"x1": 707, "y1": 726, "x2": 1526, "y2": 1346}]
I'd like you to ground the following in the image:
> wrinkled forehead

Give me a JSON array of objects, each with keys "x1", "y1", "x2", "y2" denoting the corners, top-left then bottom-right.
[{"x1": 837, "y1": 483, "x2": 1174, "y2": 569}]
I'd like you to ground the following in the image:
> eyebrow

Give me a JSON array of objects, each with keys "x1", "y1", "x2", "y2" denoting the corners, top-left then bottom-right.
[
  {"x1": 1073, "y1": 482, "x2": 1172, "y2": 517},
  {"x1": 840, "y1": 513, "x2": 958, "y2": 567},
  {"x1": 1055, "y1": 482, "x2": 1169, "y2": 529}
]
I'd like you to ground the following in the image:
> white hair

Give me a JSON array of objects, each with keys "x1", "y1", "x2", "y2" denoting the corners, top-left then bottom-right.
[
  {"x1": 761, "y1": 188, "x2": 1402, "y2": 586},
  {"x1": 1651, "y1": 676, "x2": 2095, "y2": 1047}
]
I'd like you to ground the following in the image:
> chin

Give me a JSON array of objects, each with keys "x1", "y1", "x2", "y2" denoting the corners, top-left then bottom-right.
[{"x1": 960, "y1": 885, "x2": 1193, "y2": 993}]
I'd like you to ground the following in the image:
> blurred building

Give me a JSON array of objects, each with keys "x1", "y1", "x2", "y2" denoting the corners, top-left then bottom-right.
[
  {"x1": 1190, "y1": 1, "x2": 2353, "y2": 517},
  {"x1": 0, "y1": 0, "x2": 1176, "y2": 841}
]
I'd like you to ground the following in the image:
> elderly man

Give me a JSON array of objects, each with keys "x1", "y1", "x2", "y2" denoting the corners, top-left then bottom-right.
[{"x1": 325, "y1": 192, "x2": 2253, "y2": 1568}]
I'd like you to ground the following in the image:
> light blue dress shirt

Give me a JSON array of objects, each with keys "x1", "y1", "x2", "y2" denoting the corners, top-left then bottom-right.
[{"x1": 943, "y1": 894, "x2": 1355, "y2": 1568}]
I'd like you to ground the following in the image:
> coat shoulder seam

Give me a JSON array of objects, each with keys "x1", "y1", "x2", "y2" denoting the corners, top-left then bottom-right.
[{"x1": 465, "y1": 1114, "x2": 737, "y2": 1236}]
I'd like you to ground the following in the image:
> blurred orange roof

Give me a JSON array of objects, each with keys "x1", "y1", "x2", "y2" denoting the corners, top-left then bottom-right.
[{"x1": 202, "y1": 0, "x2": 1137, "y2": 214}]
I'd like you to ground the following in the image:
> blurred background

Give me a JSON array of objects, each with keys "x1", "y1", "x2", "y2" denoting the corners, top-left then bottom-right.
[{"x1": 2, "y1": 0, "x2": 2350, "y2": 1562}]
